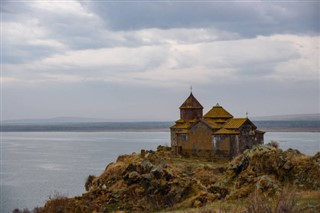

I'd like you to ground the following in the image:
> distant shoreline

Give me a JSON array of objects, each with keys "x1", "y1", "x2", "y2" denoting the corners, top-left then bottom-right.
[
  {"x1": 1, "y1": 120, "x2": 319, "y2": 132},
  {"x1": 1, "y1": 128, "x2": 319, "y2": 133},
  {"x1": 260, "y1": 128, "x2": 320, "y2": 133}
]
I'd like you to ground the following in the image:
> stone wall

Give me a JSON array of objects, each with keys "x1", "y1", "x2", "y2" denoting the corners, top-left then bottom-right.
[
  {"x1": 180, "y1": 108, "x2": 203, "y2": 120},
  {"x1": 171, "y1": 120, "x2": 264, "y2": 160},
  {"x1": 187, "y1": 122, "x2": 212, "y2": 150}
]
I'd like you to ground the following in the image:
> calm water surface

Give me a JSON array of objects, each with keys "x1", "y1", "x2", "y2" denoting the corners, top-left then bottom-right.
[
  {"x1": 1, "y1": 131, "x2": 319, "y2": 212},
  {"x1": 264, "y1": 132, "x2": 320, "y2": 155}
]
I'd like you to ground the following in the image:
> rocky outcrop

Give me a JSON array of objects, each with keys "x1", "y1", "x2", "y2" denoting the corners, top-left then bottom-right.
[
  {"x1": 219, "y1": 145, "x2": 320, "y2": 200},
  {"x1": 38, "y1": 145, "x2": 320, "y2": 213},
  {"x1": 74, "y1": 146, "x2": 211, "y2": 212}
]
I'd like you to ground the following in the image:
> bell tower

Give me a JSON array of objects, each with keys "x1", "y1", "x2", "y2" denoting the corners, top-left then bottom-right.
[{"x1": 179, "y1": 92, "x2": 203, "y2": 120}]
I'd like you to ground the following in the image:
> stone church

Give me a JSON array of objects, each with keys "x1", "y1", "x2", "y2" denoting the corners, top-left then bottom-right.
[{"x1": 170, "y1": 92, "x2": 265, "y2": 159}]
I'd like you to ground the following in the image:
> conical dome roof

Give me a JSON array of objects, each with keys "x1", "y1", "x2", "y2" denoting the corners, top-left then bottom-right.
[
  {"x1": 179, "y1": 93, "x2": 203, "y2": 109},
  {"x1": 204, "y1": 104, "x2": 233, "y2": 119}
]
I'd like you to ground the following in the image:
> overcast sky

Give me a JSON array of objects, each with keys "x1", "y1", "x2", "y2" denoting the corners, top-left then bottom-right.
[{"x1": 2, "y1": 0, "x2": 319, "y2": 121}]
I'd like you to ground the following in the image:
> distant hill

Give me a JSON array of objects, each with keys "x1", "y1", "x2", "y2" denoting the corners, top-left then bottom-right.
[
  {"x1": 254, "y1": 120, "x2": 320, "y2": 132},
  {"x1": 2, "y1": 117, "x2": 111, "y2": 124},
  {"x1": 252, "y1": 113, "x2": 320, "y2": 121},
  {"x1": 1, "y1": 121, "x2": 174, "y2": 132},
  {"x1": 1, "y1": 114, "x2": 319, "y2": 132}
]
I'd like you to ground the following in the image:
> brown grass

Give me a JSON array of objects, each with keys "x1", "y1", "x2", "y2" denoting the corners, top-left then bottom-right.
[
  {"x1": 246, "y1": 188, "x2": 298, "y2": 213},
  {"x1": 246, "y1": 190, "x2": 272, "y2": 213},
  {"x1": 42, "y1": 192, "x2": 69, "y2": 213}
]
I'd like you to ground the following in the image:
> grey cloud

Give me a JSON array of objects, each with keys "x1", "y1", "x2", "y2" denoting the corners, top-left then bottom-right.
[
  {"x1": 2, "y1": 1, "x2": 319, "y2": 120},
  {"x1": 3, "y1": 34, "x2": 316, "y2": 86},
  {"x1": 85, "y1": 1, "x2": 319, "y2": 36},
  {"x1": 1, "y1": 1, "x2": 28, "y2": 17},
  {"x1": 3, "y1": 77, "x2": 319, "y2": 120},
  {"x1": 3, "y1": 41, "x2": 65, "y2": 64},
  {"x1": 197, "y1": 79, "x2": 320, "y2": 117}
]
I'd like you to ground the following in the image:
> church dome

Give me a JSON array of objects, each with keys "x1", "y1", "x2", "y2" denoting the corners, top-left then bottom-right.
[
  {"x1": 179, "y1": 93, "x2": 203, "y2": 109},
  {"x1": 204, "y1": 104, "x2": 233, "y2": 119}
]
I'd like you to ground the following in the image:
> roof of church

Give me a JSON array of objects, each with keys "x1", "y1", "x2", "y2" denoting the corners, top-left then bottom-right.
[
  {"x1": 223, "y1": 118, "x2": 247, "y2": 129},
  {"x1": 173, "y1": 117, "x2": 259, "y2": 134},
  {"x1": 202, "y1": 119, "x2": 221, "y2": 129},
  {"x1": 179, "y1": 93, "x2": 203, "y2": 109},
  {"x1": 214, "y1": 128, "x2": 239, "y2": 135},
  {"x1": 170, "y1": 122, "x2": 191, "y2": 129},
  {"x1": 170, "y1": 119, "x2": 197, "y2": 129},
  {"x1": 204, "y1": 104, "x2": 233, "y2": 119},
  {"x1": 172, "y1": 94, "x2": 262, "y2": 135},
  {"x1": 224, "y1": 118, "x2": 257, "y2": 129}
]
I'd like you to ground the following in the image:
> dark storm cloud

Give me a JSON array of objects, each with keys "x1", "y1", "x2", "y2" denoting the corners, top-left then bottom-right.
[{"x1": 85, "y1": 1, "x2": 319, "y2": 36}]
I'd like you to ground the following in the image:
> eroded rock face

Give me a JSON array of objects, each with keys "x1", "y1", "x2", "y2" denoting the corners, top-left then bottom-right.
[
  {"x1": 52, "y1": 146, "x2": 205, "y2": 212},
  {"x1": 38, "y1": 145, "x2": 320, "y2": 213},
  {"x1": 221, "y1": 145, "x2": 320, "y2": 200}
]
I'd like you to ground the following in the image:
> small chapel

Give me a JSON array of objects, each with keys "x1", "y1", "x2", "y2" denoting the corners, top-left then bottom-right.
[{"x1": 170, "y1": 92, "x2": 265, "y2": 159}]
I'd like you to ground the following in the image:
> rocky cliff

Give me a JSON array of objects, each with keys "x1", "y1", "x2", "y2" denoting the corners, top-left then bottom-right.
[{"x1": 38, "y1": 145, "x2": 320, "y2": 213}]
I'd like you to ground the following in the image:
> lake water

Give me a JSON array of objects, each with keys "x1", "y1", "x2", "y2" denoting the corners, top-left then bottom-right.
[{"x1": 1, "y1": 131, "x2": 319, "y2": 213}]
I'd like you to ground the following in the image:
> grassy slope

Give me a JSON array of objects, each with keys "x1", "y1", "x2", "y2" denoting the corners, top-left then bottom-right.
[{"x1": 21, "y1": 145, "x2": 320, "y2": 213}]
